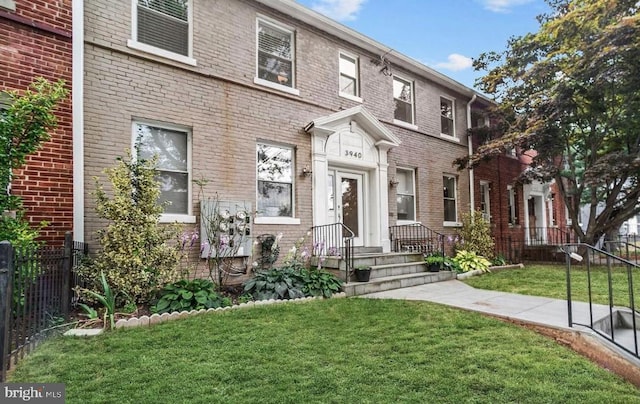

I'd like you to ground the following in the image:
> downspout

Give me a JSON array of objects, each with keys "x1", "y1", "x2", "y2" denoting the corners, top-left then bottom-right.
[
  {"x1": 467, "y1": 94, "x2": 477, "y2": 221},
  {"x1": 72, "y1": 0, "x2": 84, "y2": 241}
]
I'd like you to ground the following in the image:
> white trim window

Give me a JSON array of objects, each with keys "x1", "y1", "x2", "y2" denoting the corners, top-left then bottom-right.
[
  {"x1": 393, "y1": 76, "x2": 414, "y2": 125},
  {"x1": 339, "y1": 52, "x2": 361, "y2": 101},
  {"x1": 134, "y1": 120, "x2": 194, "y2": 222},
  {"x1": 480, "y1": 181, "x2": 491, "y2": 222},
  {"x1": 256, "y1": 18, "x2": 297, "y2": 94},
  {"x1": 396, "y1": 168, "x2": 416, "y2": 222},
  {"x1": 128, "y1": 0, "x2": 195, "y2": 65},
  {"x1": 443, "y1": 175, "x2": 458, "y2": 224},
  {"x1": 257, "y1": 143, "x2": 294, "y2": 219},
  {"x1": 440, "y1": 96, "x2": 455, "y2": 138},
  {"x1": 508, "y1": 185, "x2": 519, "y2": 226}
]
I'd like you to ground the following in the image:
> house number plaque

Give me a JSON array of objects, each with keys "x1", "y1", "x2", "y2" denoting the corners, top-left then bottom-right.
[{"x1": 344, "y1": 150, "x2": 362, "y2": 159}]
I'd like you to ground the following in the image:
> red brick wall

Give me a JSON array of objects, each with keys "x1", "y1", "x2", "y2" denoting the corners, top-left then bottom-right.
[{"x1": 0, "y1": 0, "x2": 73, "y2": 246}]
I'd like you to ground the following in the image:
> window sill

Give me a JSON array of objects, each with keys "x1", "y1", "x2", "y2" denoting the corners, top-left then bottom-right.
[
  {"x1": 254, "y1": 217, "x2": 301, "y2": 225},
  {"x1": 0, "y1": 0, "x2": 16, "y2": 11},
  {"x1": 339, "y1": 93, "x2": 363, "y2": 103},
  {"x1": 440, "y1": 134, "x2": 460, "y2": 142},
  {"x1": 393, "y1": 119, "x2": 418, "y2": 131},
  {"x1": 159, "y1": 214, "x2": 197, "y2": 224},
  {"x1": 443, "y1": 221, "x2": 462, "y2": 228},
  {"x1": 254, "y1": 77, "x2": 300, "y2": 96},
  {"x1": 397, "y1": 220, "x2": 420, "y2": 226},
  {"x1": 127, "y1": 40, "x2": 197, "y2": 66}
]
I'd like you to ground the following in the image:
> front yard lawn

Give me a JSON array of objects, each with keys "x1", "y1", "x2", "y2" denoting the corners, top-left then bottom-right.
[
  {"x1": 464, "y1": 264, "x2": 639, "y2": 307},
  {"x1": 10, "y1": 298, "x2": 640, "y2": 403}
]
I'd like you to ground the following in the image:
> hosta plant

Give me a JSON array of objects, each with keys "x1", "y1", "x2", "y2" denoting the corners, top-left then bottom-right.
[
  {"x1": 151, "y1": 279, "x2": 230, "y2": 314},
  {"x1": 299, "y1": 268, "x2": 343, "y2": 298},
  {"x1": 453, "y1": 250, "x2": 492, "y2": 274},
  {"x1": 242, "y1": 267, "x2": 305, "y2": 301}
]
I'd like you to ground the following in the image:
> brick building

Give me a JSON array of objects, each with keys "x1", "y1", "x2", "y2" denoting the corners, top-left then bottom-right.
[
  {"x1": 0, "y1": 0, "x2": 74, "y2": 245},
  {"x1": 78, "y1": 0, "x2": 567, "y2": 270}
]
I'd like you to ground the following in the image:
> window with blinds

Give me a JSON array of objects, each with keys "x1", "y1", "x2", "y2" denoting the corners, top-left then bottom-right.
[
  {"x1": 136, "y1": 0, "x2": 189, "y2": 56},
  {"x1": 257, "y1": 19, "x2": 294, "y2": 88}
]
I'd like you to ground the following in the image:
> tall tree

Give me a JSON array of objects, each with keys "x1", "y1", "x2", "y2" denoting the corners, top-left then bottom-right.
[{"x1": 460, "y1": 0, "x2": 640, "y2": 245}]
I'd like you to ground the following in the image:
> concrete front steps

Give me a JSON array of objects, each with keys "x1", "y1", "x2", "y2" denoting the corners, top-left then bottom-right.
[{"x1": 319, "y1": 247, "x2": 456, "y2": 296}]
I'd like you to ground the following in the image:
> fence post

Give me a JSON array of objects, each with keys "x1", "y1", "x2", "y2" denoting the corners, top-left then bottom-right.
[
  {"x1": 61, "y1": 232, "x2": 72, "y2": 318},
  {"x1": 0, "y1": 240, "x2": 14, "y2": 382}
]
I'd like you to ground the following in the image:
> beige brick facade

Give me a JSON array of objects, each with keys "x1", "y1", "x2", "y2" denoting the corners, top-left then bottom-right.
[{"x1": 83, "y1": 0, "x2": 478, "y2": 265}]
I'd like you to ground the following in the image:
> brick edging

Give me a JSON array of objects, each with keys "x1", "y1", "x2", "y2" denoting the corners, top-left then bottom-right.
[{"x1": 114, "y1": 292, "x2": 348, "y2": 329}]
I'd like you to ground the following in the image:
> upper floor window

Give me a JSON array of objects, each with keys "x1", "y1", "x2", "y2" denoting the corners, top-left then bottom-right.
[
  {"x1": 257, "y1": 143, "x2": 294, "y2": 218},
  {"x1": 480, "y1": 181, "x2": 491, "y2": 223},
  {"x1": 129, "y1": 0, "x2": 194, "y2": 65},
  {"x1": 256, "y1": 19, "x2": 296, "y2": 93},
  {"x1": 135, "y1": 120, "x2": 193, "y2": 222},
  {"x1": 508, "y1": 185, "x2": 519, "y2": 226},
  {"x1": 339, "y1": 52, "x2": 360, "y2": 101},
  {"x1": 396, "y1": 168, "x2": 416, "y2": 222},
  {"x1": 440, "y1": 97, "x2": 455, "y2": 137},
  {"x1": 443, "y1": 175, "x2": 458, "y2": 224},
  {"x1": 393, "y1": 76, "x2": 414, "y2": 125}
]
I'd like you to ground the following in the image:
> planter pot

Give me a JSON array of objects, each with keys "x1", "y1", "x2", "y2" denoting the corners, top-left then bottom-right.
[
  {"x1": 428, "y1": 263, "x2": 440, "y2": 272},
  {"x1": 355, "y1": 268, "x2": 371, "y2": 282}
]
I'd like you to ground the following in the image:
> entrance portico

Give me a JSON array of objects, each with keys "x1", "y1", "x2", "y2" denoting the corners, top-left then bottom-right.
[{"x1": 305, "y1": 106, "x2": 401, "y2": 252}]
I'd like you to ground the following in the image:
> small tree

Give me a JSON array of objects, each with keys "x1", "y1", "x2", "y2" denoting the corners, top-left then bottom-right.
[
  {"x1": 0, "y1": 78, "x2": 67, "y2": 247},
  {"x1": 78, "y1": 149, "x2": 182, "y2": 305},
  {"x1": 455, "y1": 211, "x2": 495, "y2": 260}
]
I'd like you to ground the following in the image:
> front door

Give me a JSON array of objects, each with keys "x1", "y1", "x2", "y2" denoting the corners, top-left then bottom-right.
[{"x1": 328, "y1": 170, "x2": 365, "y2": 246}]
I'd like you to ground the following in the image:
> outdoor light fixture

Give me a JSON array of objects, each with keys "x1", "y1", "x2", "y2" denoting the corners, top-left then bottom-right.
[
  {"x1": 301, "y1": 166, "x2": 312, "y2": 177},
  {"x1": 569, "y1": 252, "x2": 583, "y2": 262},
  {"x1": 389, "y1": 176, "x2": 399, "y2": 188}
]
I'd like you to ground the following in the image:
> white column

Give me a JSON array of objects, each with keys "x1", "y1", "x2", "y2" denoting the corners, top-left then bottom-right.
[
  {"x1": 311, "y1": 131, "x2": 330, "y2": 227},
  {"x1": 377, "y1": 143, "x2": 392, "y2": 252}
]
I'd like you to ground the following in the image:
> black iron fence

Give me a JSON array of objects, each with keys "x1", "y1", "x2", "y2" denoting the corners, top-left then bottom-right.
[
  {"x1": 389, "y1": 224, "x2": 445, "y2": 257},
  {"x1": 1, "y1": 233, "x2": 87, "y2": 382},
  {"x1": 311, "y1": 223, "x2": 354, "y2": 283}
]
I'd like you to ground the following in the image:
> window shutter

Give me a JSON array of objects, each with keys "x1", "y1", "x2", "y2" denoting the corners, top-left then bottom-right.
[{"x1": 137, "y1": 1, "x2": 189, "y2": 56}]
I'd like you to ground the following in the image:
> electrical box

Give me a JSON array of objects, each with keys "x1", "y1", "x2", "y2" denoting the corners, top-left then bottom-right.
[{"x1": 200, "y1": 200, "x2": 253, "y2": 259}]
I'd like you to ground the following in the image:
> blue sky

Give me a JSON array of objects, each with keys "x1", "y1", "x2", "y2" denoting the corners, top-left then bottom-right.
[{"x1": 295, "y1": 0, "x2": 549, "y2": 90}]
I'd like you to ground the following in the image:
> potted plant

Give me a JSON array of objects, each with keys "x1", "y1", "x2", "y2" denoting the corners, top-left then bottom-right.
[
  {"x1": 424, "y1": 253, "x2": 445, "y2": 272},
  {"x1": 354, "y1": 265, "x2": 372, "y2": 282}
]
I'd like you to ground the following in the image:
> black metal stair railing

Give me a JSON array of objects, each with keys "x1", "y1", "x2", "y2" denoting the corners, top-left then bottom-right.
[
  {"x1": 388, "y1": 224, "x2": 444, "y2": 257},
  {"x1": 564, "y1": 243, "x2": 640, "y2": 359},
  {"x1": 310, "y1": 223, "x2": 355, "y2": 283}
]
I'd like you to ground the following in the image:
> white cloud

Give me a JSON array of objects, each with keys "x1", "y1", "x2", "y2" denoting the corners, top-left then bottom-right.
[
  {"x1": 479, "y1": 0, "x2": 534, "y2": 13},
  {"x1": 434, "y1": 54, "x2": 473, "y2": 72},
  {"x1": 311, "y1": 0, "x2": 367, "y2": 21}
]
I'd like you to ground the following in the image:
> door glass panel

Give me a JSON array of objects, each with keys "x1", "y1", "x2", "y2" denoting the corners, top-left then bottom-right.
[{"x1": 341, "y1": 178, "x2": 359, "y2": 237}]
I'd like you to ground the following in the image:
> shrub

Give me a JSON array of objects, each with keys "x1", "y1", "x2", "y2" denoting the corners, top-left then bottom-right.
[
  {"x1": 299, "y1": 268, "x2": 343, "y2": 298},
  {"x1": 77, "y1": 149, "x2": 182, "y2": 305},
  {"x1": 242, "y1": 267, "x2": 306, "y2": 300},
  {"x1": 455, "y1": 211, "x2": 495, "y2": 259},
  {"x1": 151, "y1": 279, "x2": 230, "y2": 314},
  {"x1": 453, "y1": 250, "x2": 492, "y2": 273}
]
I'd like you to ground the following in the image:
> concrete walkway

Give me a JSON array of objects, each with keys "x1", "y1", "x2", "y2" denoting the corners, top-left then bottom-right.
[{"x1": 361, "y1": 279, "x2": 612, "y2": 331}]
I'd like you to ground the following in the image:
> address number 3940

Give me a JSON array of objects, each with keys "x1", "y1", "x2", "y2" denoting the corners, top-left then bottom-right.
[{"x1": 344, "y1": 150, "x2": 362, "y2": 158}]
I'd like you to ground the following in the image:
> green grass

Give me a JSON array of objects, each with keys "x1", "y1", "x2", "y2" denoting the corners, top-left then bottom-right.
[
  {"x1": 464, "y1": 264, "x2": 640, "y2": 307},
  {"x1": 10, "y1": 299, "x2": 640, "y2": 403}
]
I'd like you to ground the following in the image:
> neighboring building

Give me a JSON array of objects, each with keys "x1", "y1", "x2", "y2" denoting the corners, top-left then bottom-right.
[
  {"x1": 81, "y1": 0, "x2": 494, "y2": 269},
  {"x1": 0, "y1": 0, "x2": 74, "y2": 245},
  {"x1": 470, "y1": 104, "x2": 570, "y2": 261}
]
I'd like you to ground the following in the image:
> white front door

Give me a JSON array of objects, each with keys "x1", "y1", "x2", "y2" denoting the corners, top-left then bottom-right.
[{"x1": 328, "y1": 170, "x2": 365, "y2": 246}]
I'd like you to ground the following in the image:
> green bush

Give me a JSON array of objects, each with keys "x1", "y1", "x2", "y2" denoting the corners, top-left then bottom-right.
[
  {"x1": 453, "y1": 250, "x2": 492, "y2": 273},
  {"x1": 455, "y1": 211, "x2": 495, "y2": 259},
  {"x1": 424, "y1": 253, "x2": 460, "y2": 272},
  {"x1": 299, "y1": 268, "x2": 343, "y2": 298},
  {"x1": 151, "y1": 279, "x2": 230, "y2": 314},
  {"x1": 243, "y1": 267, "x2": 306, "y2": 300},
  {"x1": 77, "y1": 150, "x2": 182, "y2": 305}
]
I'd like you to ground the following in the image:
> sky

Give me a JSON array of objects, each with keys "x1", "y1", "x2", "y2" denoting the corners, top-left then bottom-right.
[{"x1": 295, "y1": 0, "x2": 550, "y2": 91}]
